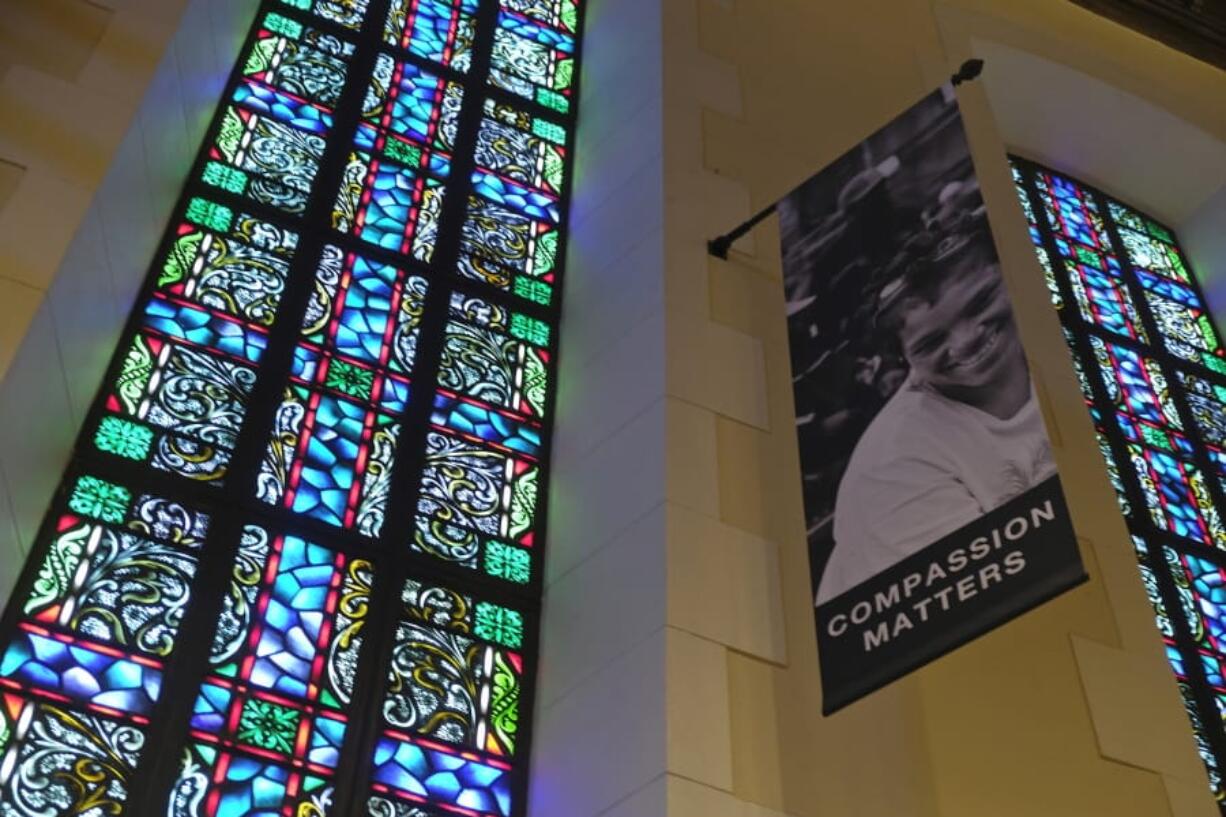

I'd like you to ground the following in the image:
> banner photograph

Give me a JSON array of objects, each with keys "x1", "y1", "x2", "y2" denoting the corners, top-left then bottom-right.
[{"x1": 780, "y1": 85, "x2": 1087, "y2": 713}]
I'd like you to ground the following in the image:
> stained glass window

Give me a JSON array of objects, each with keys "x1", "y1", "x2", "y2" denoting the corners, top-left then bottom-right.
[
  {"x1": 0, "y1": 0, "x2": 582, "y2": 813},
  {"x1": 1013, "y1": 158, "x2": 1226, "y2": 808}
]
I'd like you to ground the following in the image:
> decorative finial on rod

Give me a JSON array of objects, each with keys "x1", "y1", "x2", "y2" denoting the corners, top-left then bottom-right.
[{"x1": 950, "y1": 58, "x2": 985, "y2": 87}]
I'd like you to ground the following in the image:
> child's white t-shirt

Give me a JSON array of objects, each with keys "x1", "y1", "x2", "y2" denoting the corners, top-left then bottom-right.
[{"x1": 818, "y1": 378, "x2": 1055, "y2": 603}]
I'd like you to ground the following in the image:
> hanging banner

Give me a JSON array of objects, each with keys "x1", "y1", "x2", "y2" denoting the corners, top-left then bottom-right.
[{"x1": 779, "y1": 85, "x2": 1087, "y2": 714}]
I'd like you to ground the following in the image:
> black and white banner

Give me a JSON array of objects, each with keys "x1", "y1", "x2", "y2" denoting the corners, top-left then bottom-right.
[{"x1": 779, "y1": 84, "x2": 1086, "y2": 713}]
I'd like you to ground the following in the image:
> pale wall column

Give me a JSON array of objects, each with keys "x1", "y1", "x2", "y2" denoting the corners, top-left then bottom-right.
[
  {"x1": 528, "y1": 0, "x2": 669, "y2": 815},
  {"x1": 0, "y1": 0, "x2": 261, "y2": 602},
  {"x1": 659, "y1": 2, "x2": 942, "y2": 814}
]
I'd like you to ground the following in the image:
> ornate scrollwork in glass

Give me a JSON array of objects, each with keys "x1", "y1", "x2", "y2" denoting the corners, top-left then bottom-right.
[{"x1": 0, "y1": 698, "x2": 144, "y2": 815}]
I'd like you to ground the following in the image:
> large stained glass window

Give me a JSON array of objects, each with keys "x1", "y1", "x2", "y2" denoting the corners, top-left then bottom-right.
[
  {"x1": 0, "y1": 0, "x2": 582, "y2": 814},
  {"x1": 1012, "y1": 158, "x2": 1226, "y2": 808}
]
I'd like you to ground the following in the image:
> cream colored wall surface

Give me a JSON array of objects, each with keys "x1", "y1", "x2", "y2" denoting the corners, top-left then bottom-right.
[
  {"x1": 0, "y1": 0, "x2": 261, "y2": 598},
  {"x1": 0, "y1": 0, "x2": 184, "y2": 378},
  {"x1": 665, "y1": 0, "x2": 1226, "y2": 815}
]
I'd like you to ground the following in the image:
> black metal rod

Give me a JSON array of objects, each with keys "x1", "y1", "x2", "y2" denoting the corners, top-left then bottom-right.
[
  {"x1": 707, "y1": 58, "x2": 985, "y2": 260},
  {"x1": 707, "y1": 201, "x2": 777, "y2": 260}
]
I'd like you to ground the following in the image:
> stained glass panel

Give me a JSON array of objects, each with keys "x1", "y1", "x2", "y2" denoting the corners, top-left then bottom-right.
[
  {"x1": 93, "y1": 204, "x2": 300, "y2": 484},
  {"x1": 298, "y1": 246, "x2": 427, "y2": 395},
  {"x1": 260, "y1": 386, "x2": 400, "y2": 534},
  {"x1": 384, "y1": 0, "x2": 480, "y2": 70},
  {"x1": 1038, "y1": 170, "x2": 1110, "y2": 250},
  {"x1": 0, "y1": 694, "x2": 145, "y2": 815},
  {"x1": 159, "y1": 211, "x2": 299, "y2": 328},
  {"x1": 365, "y1": 579, "x2": 522, "y2": 816},
  {"x1": 168, "y1": 741, "x2": 335, "y2": 817},
  {"x1": 1143, "y1": 285, "x2": 1226, "y2": 369},
  {"x1": 1113, "y1": 210, "x2": 1191, "y2": 284},
  {"x1": 367, "y1": 795, "x2": 454, "y2": 816},
  {"x1": 23, "y1": 520, "x2": 198, "y2": 658},
  {"x1": 166, "y1": 527, "x2": 371, "y2": 813},
  {"x1": 1182, "y1": 371, "x2": 1226, "y2": 447},
  {"x1": 0, "y1": 482, "x2": 215, "y2": 814},
  {"x1": 1032, "y1": 169, "x2": 1148, "y2": 342},
  {"x1": 457, "y1": 173, "x2": 560, "y2": 305},
  {"x1": 99, "y1": 333, "x2": 257, "y2": 485},
  {"x1": 475, "y1": 100, "x2": 568, "y2": 197},
  {"x1": 257, "y1": 244, "x2": 430, "y2": 535},
  {"x1": 440, "y1": 292, "x2": 551, "y2": 421},
  {"x1": 333, "y1": 149, "x2": 447, "y2": 260},
  {"x1": 1126, "y1": 441, "x2": 1225, "y2": 548},
  {"x1": 243, "y1": 15, "x2": 354, "y2": 108},
  {"x1": 1014, "y1": 157, "x2": 1226, "y2": 806},
  {"x1": 1011, "y1": 164, "x2": 1062, "y2": 309},
  {"x1": 489, "y1": 8, "x2": 575, "y2": 114},
  {"x1": 1090, "y1": 336, "x2": 1181, "y2": 429},
  {"x1": 501, "y1": 0, "x2": 579, "y2": 33},
  {"x1": 1134, "y1": 539, "x2": 1176, "y2": 639},
  {"x1": 417, "y1": 427, "x2": 539, "y2": 546},
  {"x1": 0, "y1": 0, "x2": 583, "y2": 812},
  {"x1": 0, "y1": 479, "x2": 208, "y2": 726},
  {"x1": 1180, "y1": 681, "x2": 1226, "y2": 801},
  {"x1": 1181, "y1": 553, "x2": 1226, "y2": 654},
  {"x1": 208, "y1": 103, "x2": 328, "y2": 216},
  {"x1": 384, "y1": 580, "x2": 521, "y2": 754},
  {"x1": 363, "y1": 57, "x2": 464, "y2": 160}
]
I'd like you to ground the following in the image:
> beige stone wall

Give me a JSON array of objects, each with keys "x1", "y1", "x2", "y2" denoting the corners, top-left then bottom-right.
[
  {"x1": 0, "y1": 0, "x2": 260, "y2": 596},
  {"x1": 0, "y1": 0, "x2": 184, "y2": 378},
  {"x1": 659, "y1": 1, "x2": 1226, "y2": 815}
]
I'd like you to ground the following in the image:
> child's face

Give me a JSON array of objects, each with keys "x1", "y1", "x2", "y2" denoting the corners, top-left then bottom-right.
[{"x1": 895, "y1": 261, "x2": 1024, "y2": 396}]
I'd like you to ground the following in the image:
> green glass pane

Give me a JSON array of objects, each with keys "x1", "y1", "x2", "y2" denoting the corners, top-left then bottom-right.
[
  {"x1": 513, "y1": 277, "x2": 552, "y2": 305},
  {"x1": 536, "y1": 88, "x2": 568, "y2": 113},
  {"x1": 202, "y1": 161, "x2": 249, "y2": 195},
  {"x1": 68, "y1": 476, "x2": 131, "y2": 523},
  {"x1": 238, "y1": 697, "x2": 301, "y2": 754},
  {"x1": 185, "y1": 198, "x2": 234, "y2": 232},
  {"x1": 94, "y1": 417, "x2": 154, "y2": 461},
  {"x1": 383, "y1": 139, "x2": 422, "y2": 168},
  {"x1": 324, "y1": 359, "x2": 375, "y2": 400},
  {"x1": 1204, "y1": 354, "x2": 1226, "y2": 375},
  {"x1": 510, "y1": 314, "x2": 550, "y2": 346},
  {"x1": 474, "y1": 602, "x2": 525, "y2": 649},
  {"x1": 531, "y1": 118, "x2": 566, "y2": 145},
  {"x1": 263, "y1": 11, "x2": 303, "y2": 39},
  {"x1": 484, "y1": 541, "x2": 531, "y2": 584}
]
